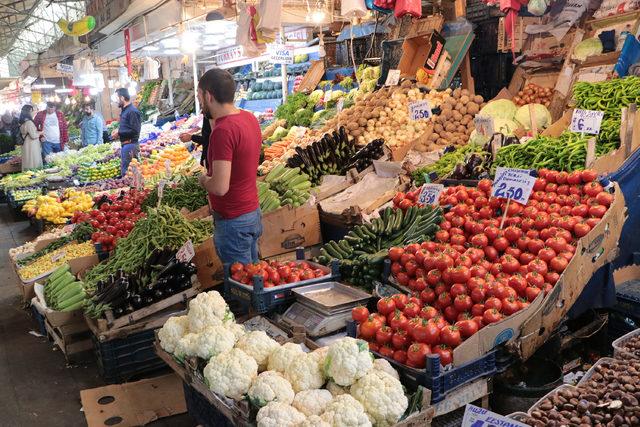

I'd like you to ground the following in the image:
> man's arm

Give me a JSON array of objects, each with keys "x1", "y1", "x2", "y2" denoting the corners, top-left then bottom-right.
[
  {"x1": 96, "y1": 116, "x2": 104, "y2": 144},
  {"x1": 199, "y1": 160, "x2": 231, "y2": 196},
  {"x1": 59, "y1": 113, "x2": 69, "y2": 144}
]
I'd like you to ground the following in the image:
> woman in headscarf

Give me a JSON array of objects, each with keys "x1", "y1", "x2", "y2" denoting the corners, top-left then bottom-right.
[{"x1": 20, "y1": 105, "x2": 43, "y2": 171}]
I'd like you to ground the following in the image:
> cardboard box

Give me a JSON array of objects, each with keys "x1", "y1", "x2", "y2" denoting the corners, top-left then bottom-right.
[
  {"x1": 193, "y1": 239, "x2": 223, "y2": 289},
  {"x1": 398, "y1": 32, "x2": 446, "y2": 78},
  {"x1": 516, "y1": 182, "x2": 627, "y2": 360},
  {"x1": 80, "y1": 374, "x2": 186, "y2": 427},
  {"x1": 259, "y1": 203, "x2": 321, "y2": 258},
  {"x1": 454, "y1": 183, "x2": 626, "y2": 365},
  {"x1": 0, "y1": 159, "x2": 21, "y2": 174}
]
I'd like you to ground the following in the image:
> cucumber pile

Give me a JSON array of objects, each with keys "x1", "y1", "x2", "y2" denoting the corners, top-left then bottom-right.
[
  {"x1": 316, "y1": 205, "x2": 443, "y2": 289},
  {"x1": 258, "y1": 165, "x2": 312, "y2": 213},
  {"x1": 44, "y1": 264, "x2": 86, "y2": 312}
]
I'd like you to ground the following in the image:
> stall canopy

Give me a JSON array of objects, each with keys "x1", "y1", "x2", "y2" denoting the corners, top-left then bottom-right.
[
  {"x1": 336, "y1": 21, "x2": 388, "y2": 42},
  {"x1": 0, "y1": 0, "x2": 86, "y2": 77}
]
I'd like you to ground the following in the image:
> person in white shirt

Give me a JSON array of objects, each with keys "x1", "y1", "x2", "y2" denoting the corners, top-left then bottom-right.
[{"x1": 34, "y1": 102, "x2": 69, "y2": 162}]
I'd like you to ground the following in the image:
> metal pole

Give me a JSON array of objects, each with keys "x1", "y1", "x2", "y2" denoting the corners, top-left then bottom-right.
[{"x1": 192, "y1": 53, "x2": 200, "y2": 115}]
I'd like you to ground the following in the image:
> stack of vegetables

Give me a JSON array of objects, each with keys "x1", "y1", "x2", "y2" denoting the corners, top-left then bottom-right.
[
  {"x1": 158, "y1": 290, "x2": 413, "y2": 427},
  {"x1": 258, "y1": 165, "x2": 312, "y2": 213},
  {"x1": 16, "y1": 222, "x2": 94, "y2": 267},
  {"x1": 316, "y1": 205, "x2": 443, "y2": 289},
  {"x1": 76, "y1": 158, "x2": 120, "y2": 182},
  {"x1": 247, "y1": 79, "x2": 283, "y2": 100},
  {"x1": 22, "y1": 188, "x2": 94, "y2": 224},
  {"x1": 356, "y1": 170, "x2": 613, "y2": 368},
  {"x1": 127, "y1": 144, "x2": 193, "y2": 179},
  {"x1": 141, "y1": 174, "x2": 207, "y2": 212},
  {"x1": 412, "y1": 143, "x2": 492, "y2": 184},
  {"x1": 18, "y1": 241, "x2": 96, "y2": 281},
  {"x1": 44, "y1": 264, "x2": 87, "y2": 312},
  {"x1": 513, "y1": 83, "x2": 552, "y2": 107},
  {"x1": 228, "y1": 260, "x2": 328, "y2": 287}
]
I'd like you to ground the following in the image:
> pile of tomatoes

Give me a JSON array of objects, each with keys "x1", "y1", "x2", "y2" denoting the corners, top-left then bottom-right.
[
  {"x1": 229, "y1": 260, "x2": 328, "y2": 288},
  {"x1": 353, "y1": 169, "x2": 613, "y2": 369},
  {"x1": 72, "y1": 189, "x2": 149, "y2": 252},
  {"x1": 392, "y1": 189, "x2": 423, "y2": 211}
]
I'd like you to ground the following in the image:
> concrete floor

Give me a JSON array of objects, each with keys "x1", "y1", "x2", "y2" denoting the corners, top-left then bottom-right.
[{"x1": 0, "y1": 205, "x2": 196, "y2": 427}]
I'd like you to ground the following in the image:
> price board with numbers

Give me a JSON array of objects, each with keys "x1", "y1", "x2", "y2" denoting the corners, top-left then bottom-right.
[
  {"x1": 474, "y1": 115, "x2": 494, "y2": 137},
  {"x1": 491, "y1": 167, "x2": 536, "y2": 205},
  {"x1": 409, "y1": 100, "x2": 433, "y2": 121},
  {"x1": 176, "y1": 240, "x2": 195, "y2": 263},
  {"x1": 570, "y1": 109, "x2": 605, "y2": 135},
  {"x1": 385, "y1": 69, "x2": 400, "y2": 86},
  {"x1": 418, "y1": 184, "x2": 444, "y2": 206}
]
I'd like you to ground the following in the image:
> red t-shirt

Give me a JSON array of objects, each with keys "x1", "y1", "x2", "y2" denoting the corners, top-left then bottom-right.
[{"x1": 207, "y1": 110, "x2": 261, "y2": 219}]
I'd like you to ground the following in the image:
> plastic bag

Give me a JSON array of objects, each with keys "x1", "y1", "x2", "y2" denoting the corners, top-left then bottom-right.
[
  {"x1": 527, "y1": 0, "x2": 549, "y2": 15},
  {"x1": 394, "y1": 0, "x2": 421, "y2": 17},
  {"x1": 342, "y1": 0, "x2": 368, "y2": 17}
]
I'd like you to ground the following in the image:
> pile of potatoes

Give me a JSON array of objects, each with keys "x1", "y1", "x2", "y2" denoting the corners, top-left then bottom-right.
[{"x1": 416, "y1": 88, "x2": 486, "y2": 152}]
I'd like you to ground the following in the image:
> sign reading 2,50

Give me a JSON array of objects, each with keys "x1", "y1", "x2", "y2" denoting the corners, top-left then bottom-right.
[{"x1": 493, "y1": 182, "x2": 523, "y2": 201}]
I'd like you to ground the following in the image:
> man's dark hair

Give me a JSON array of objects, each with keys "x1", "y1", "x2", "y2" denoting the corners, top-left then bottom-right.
[
  {"x1": 198, "y1": 68, "x2": 236, "y2": 104},
  {"x1": 46, "y1": 101, "x2": 56, "y2": 108},
  {"x1": 116, "y1": 88, "x2": 130, "y2": 101},
  {"x1": 84, "y1": 100, "x2": 96, "y2": 109}
]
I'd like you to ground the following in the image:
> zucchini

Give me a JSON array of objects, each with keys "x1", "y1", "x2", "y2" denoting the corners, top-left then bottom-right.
[
  {"x1": 324, "y1": 243, "x2": 343, "y2": 259},
  {"x1": 338, "y1": 240, "x2": 353, "y2": 254}
]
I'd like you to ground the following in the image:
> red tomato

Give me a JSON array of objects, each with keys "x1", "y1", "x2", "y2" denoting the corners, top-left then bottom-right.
[
  {"x1": 436, "y1": 292, "x2": 453, "y2": 310},
  {"x1": 407, "y1": 343, "x2": 430, "y2": 368},
  {"x1": 420, "y1": 288, "x2": 436, "y2": 305},
  {"x1": 469, "y1": 265, "x2": 488, "y2": 278},
  {"x1": 470, "y1": 285, "x2": 486, "y2": 303},
  {"x1": 434, "y1": 254, "x2": 454, "y2": 271},
  {"x1": 527, "y1": 258, "x2": 549, "y2": 275},
  {"x1": 573, "y1": 222, "x2": 591, "y2": 238},
  {"x1": 533, "y1": 178, "x2": 547, "y2": 191},
  {"x1": 526, "y1": 271, "x2": 545, "y2": 288},
  {"x1": 525, "y1": 286, "x2": 542, "y2": 302},
  {"x1": 389, "y1": 310, "x2": 409, "y2": 331},
  {"x1": 404, "y1": 260, "x2": 419, "y2": 277},
  {"x1": 392, "y1": 192, "x2": 405, "y2": 206},
  {"x1": 470, "y1": 233, "x2": 489, "y2": 248},
  {"x1": 588, "y1": 204, "x2": 607, "y2": 218},
  {"x1": 351, "y1": 306, "x2": 369, "y2": 323},
  {"x1": 412, "y1": 318, "x2": 440, "y2": 345},
  {"x1": 485, "y1": 297, "x2": 502, "y2": 312},
  {"x1": 388, "y1": 247, "x2": 405, "y2": 262},
  {"x1": 498, "y1": 255, "x2": 520, "y2": 274},
  {"x1": 550, "y1": 256, "x2": 568, "y2": 273},
  {"x1": 359, "y1": 317, "x2": 381, "y2": 340},
  {"x1": 546, "y1": 236, "x2": 568, "y2": 253},
  {"x1": 419, "y1": 305, "x2": 439, "y2": 320},
  {"x1": 450, "y1": 283, "x2": 467, "y2": 298},
  {"x1": 595, "y1": 192, "x2": 613, "y2": 207},
  {"x1": 434, "y1": 345, "x2": 454, "y2": 366},
  {"x1": 435, "y1": 230, "x2": 450, "y2": 243},
  {"x1": 584, "y1": 182, "x2": 603, "y2": 197},
  {"x1": 377, "y1": 297, "x2": 396, "y2": 315},
  {"x1": 471, "y1": 303, "x2": 485, "y2": 317},
  {"x1": 453, "y1": 294, "x2": 473, "y2": 313},
  {"x1": 391, "y1": 329, "x2": 409, "y2": 350},
  {"x1": 483, "y1": 308, "x2": 503, "y2": 324},
  {"x1": 502, "y1": 297, "x2": 521, "y2": 316},
  {"x1": 391, "y1": 262, "x2": 404, "y2": 276},
  {"x1": 379, "y1": 345, "x2": 395, "y2": 358},
  {"x1": 391, "y1": 294, "x2": 408, "y2": 311},
  {"x1": 440, "y1": 325, "x2": 462, "y2": 348},
  {"x1": 375, "y1": 326, "x2": 393, "y2": 346},
  {"x1": 396, "y1": 272, "x2": 410, "y2": 287},
  {"x1": 404, "y1": 302, "x2": 420, "y2": 318},
  {"x1": 478, "y1": 179, "x2": 492, "y2": 193},
  {"x1": 545, "y1": 271, "x2": 560, "y2": 285},
  {"x1": 393, "y1": 350, "x2": 407, "y2": 364},
  {"x1": 559, "y1": 251, "x2": 574, "y2": 262},
  {"x1": 455, "y1": 319, "x2": 479, "y2": 338},
  {"x1": 368, "y1": 342, "x2": 380, "y2": 352},
  {"x1": 537, "y1": 247, "x2": 556, "y2": 263},
  {"x1": 567, "y1": 171, "x2": 582, "y2": 185},
  {"x1": 484, "y1": 246, "x2": 499, "y2": 262}
]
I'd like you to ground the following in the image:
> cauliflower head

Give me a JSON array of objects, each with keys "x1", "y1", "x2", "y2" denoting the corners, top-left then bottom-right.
[
  {"x1": 256, "y1": 402, "x2": 306, "y2": 427},
  {"x1": 203, "y1": 348, "x2": 258, "y2": 400},
  {"x1": 268, "y1": 342, "x2": 305, "y2": 373},
  {"x1": 302, "y1": 415, "x2": 331, "y2": 427},
  {"x1": 326, "y1": 381, "x2": 348, "y2": 397},
  {"x1": 311, "y1": 346, "x2": 329, "y2": 366},
  {"x1": 225, "y1": 321, "x2": 246, "y2": 341},
  {"x1": 191, "y1": 325, "x2": 236, "y2": 360},
  {"x1": 293, "y1": 389, "x2": 333, "y2": 416},
  {"x1": 324, "y1": 338, "x2": 373, "y2": 387},
  {"x1": 286, "y1": 352, "x2": 325, "y2": 392},
  {"x1": 158, "y1": 315, "x2": 189, "y2": 353},
  {"x1": 174, "y1": 333, "x2": 199, "y2": 358},
  {"x1": 350, "y1": 370, "x2": 408, "y2": 427},
  {"x1": 235, "y1": 330, "x2": 280, "y2": 371},
  {"x1": 372, "y1": 358, "x2": 399, "y2": 381},
  {"x1": 187, "y1": 291, "x2": 231, "y2": 333},
  {"x1": 320, "y1": 394, "x2": 371, "y2": 427},
  {"x1": 248, "y1": 371, "x2": 295, "y2": 407}
]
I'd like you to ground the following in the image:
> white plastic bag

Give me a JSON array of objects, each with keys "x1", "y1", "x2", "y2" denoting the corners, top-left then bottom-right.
[{"x1": 528, "y1": 0, "x2": 549, "y2": 15}]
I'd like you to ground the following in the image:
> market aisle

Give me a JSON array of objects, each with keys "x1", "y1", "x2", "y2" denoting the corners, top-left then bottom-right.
[{"x1": 0, "y1": 207, "x2": 194, "y2": 427}]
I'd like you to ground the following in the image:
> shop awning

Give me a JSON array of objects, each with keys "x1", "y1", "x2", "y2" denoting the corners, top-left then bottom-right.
[{"x1": 336, "y1": 22, "x2": 388, "y2": 42}]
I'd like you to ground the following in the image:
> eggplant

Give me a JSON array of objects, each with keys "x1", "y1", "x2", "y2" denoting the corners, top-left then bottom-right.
[
  {"x1": 153, "y1": 289, "x2": 164, "y2": 301},
  {"x1": 143, "y1": 296, "x2": 154, "y2": 306},
  {"x1": 451, "y1": 163, "x2": 466, "y2": 179},
  {"x1": 130, "y1": 294, "x2": 143, "y2": 309}
]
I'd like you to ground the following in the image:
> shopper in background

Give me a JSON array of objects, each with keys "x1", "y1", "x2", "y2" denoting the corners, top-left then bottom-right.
[
  {"x1": 111, "y1": 88, "x2": 142, "y2": 177},
  {"x1": 34, "y1": 102, "x2": 68, "y2": 162},
  {"x1": 197, "y1": 68, "x2": 262, "y2": 264},
  {"x1": 80, "y1": 100, "x2": 104, "y2": 147},
  {"x1": 179, "y1": 115, "x2": 211, "y2": 168},
  {"x1": 19, "y1": 105, "x2": 42, "y2": 171}
]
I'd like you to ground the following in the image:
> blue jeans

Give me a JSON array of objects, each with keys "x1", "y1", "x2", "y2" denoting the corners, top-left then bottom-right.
[
  {"x1": 42, "y1": 141, "x2": 61, "y2": 162},
  {"x1": 213, "y1": 208, "x2": 263, "y2": 265},
  {"x1": 120, "y1": 142, "x2": 139, "y2": 176}
]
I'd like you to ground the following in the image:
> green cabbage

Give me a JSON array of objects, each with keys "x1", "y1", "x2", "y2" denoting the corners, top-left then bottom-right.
[
  {"x1": 572, "y1": 38, "x2": 603, "y2": 61},
  {"x1": 514, "y1": 104, "x2": 552, "y2": 130},
  {"x1": 494, "y1": 118, "x2": 520, "y2": 136},
  {"x1": 478, "y1": 99, "x2": 518, "y2": 121}
]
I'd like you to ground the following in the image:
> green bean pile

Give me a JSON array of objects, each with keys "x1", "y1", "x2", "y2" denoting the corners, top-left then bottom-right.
[
  {"x1": 141, "y1": 174, "x2": 208, "y2": 212},
  {"x1": 412, "y1": 144, "x2": 487, "y2": 185},
  {"x1": 83, "y1": 205, "x2": 212, "y2": 290}
]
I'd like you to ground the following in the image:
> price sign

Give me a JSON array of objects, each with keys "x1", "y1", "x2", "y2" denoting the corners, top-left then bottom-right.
[
  {"x1": 385, "y1": 69, "x2": 400, "y2": 86},
  {"x1": 51, "y1": 251, "x2": 66, "y2": 263},
  {"x1": 570, "y1": 109, "x2": 605, "y2": 134},
  {"x1": 157, "y1": 180, "x2": 167, "y2": 207},
  {"x1": 409, "y1": 100, "x2": 432, "y2": 121},
  {"x1": 73, "y1": 179, "x2": 80, "y2": 186},
  {"x1": 176, "y1": 239, "x2": 195, "y2": 263},
  {"x1": 462, "y1": 404, "x2": 529, "y2": 427},
  {"x1": 336, "y1": 98, "x2": 344, "y2": 113},
  {"x1": 474, "y1": 115, "x2": 494, "y2": 137},
  {"x1": 165, "y1": 159, "x2": 171, "y2": 178},
  {"x1": 269, "y1": 44, "x2": 294, "y2": 65},
  {"x1": 418, "y1": 184, "x2": 444, "y2": 206},
  {"x1": 492, "y1": 167, "x2": 536, "y2": 205}
]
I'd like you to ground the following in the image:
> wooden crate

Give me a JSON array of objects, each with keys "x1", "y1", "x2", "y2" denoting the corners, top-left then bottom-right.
[
  {"x1": 295, "y1": 60, "x2": 324, "y2": 94},
  {"x1": 44, "y1": 317, "x2": 92, "y2": 362},
  {"x1": 498, "y1": 17, "x2": 540, "y2": 53}
]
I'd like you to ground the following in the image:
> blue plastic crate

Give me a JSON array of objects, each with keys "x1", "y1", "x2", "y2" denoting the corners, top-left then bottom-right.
[
  {"x1": 92, "y1": 328, "x2": 167, "y2": 383},
  {"x1": 31, "y1": 304, "x2": 47, "y2": 336},
  {"x1": 223, "y1": 248, "x2": 340, "y2": 314},
  {"x1": 182, "y1": 382, "x2": 234, "y2": 427},
  {"x1": 346, "y1": 321, "x2": 497, "y2": 403},
  {"x1": 614, "y1": 279, "x2": 640, "y2": 319}
]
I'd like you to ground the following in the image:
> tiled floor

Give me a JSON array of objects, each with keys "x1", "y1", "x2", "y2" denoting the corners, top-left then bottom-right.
[{"x1": 0, "y1": 205, "x2": 195, "y2": 427}]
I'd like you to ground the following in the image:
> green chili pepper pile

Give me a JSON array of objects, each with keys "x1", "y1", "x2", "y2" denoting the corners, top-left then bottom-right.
[
  {"x1": 412, "y1": 144, "x2": 487, "y2": 185},
  {"x1": 141, "y1": 174, "x2": 208, "y2": 212},
  {"x1": 83, "y1": 205, "x2": 212, "y2": 290}
]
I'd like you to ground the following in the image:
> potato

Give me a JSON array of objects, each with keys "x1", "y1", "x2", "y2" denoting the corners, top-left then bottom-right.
[
  {"x1": 445, "y1": 123, "x2": 456, "y2": 132},
  {"x1": 466, "y1": 102, "x2": 480, "y2": 115},
  {"x1": 461, "y1": 89, "x2": 470, "y2": 98},
  {"x1": 460, "y1": 95, "x2": 470, "y2": 104},
  {"x1": 452, "y1": 111, "x2": 463, "y2": 122},
  {"x1": 437, "y1": 138, "x2": 448, "y2": 145},
  {"x1": 401, "y1": 79, "x2": 412, "y2": 88},
  {"x1": 346, "y1": 122, "x2": 359, "y2": 131},
  {"x1": 457, "y1": 125, "x2": 466, "y2": 133},
  {"x1": 473, "y1": 95, "x2": 484, "y2": 104},
  {"x1": 453, "y1": 88, "x2": 462, "y2": 98},
  {"x1": 440, "y1": 109, "x2": 453, "y2": 120},
  {"x1": 461, "y1": 115, "x2": 472, "y2": 125},
  {"x1": 467, "y1": 120, "x2": 475, "y2": 130},
  {"x1": 351, "y1": 129, "x2": 362, "y2": 137},
  {"x1": 434, "y1": 123, "x2": 444, "y2": 134},
  {"x1": 441, "y1": 101, "x2": 453, "y2": 111},
  {"x1": 459, "y1": 107, "x2": 468, "y2": 116}
]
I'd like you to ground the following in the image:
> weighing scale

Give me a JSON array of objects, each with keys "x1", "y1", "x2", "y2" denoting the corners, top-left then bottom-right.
[{"x1": 281, "y1": 282, "x2": 371, "y2": 337}]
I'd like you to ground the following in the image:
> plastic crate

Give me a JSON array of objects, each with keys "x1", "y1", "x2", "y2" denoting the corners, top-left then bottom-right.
[
  {"x1": 182, "y1": 382, "x2": 234, "y2": 427},
  {"x1": 346, "y1": 321, "x2": 497, "y2": 403},
  {"x1": 223, "y1": 248, "x2": 339, "y2": 314},
  {"x1": 92, "y1": 328, "x2": 166, "y2": 383},
  {"x1": 31, "y1": 304, "x2": 47, "y2": 336},
  {"x1": 614, "y1": 279, "x2": 640, "y2": 318},
  {"x1": 612, "y1": 328, "x2": 640, "y2": 359}
]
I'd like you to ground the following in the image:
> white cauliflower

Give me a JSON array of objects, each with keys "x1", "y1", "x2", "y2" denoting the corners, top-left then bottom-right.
[
  {"x1": 292, "y1": 389, "x2": 333, "y2": 416},
  {"x1": 190, "y1": 325, "x2": 236, "y2": 360},
  {"x1": 256, "y1": 402, "x2": 306, "y2": 427},
  {"x1": 158, "y1": 315, "x2": 189, "y2": 353},
  {"x1": 235, "y1": 331, "x2": 280, "y2": 371},
  {"x1": 323, "y1": 338, "x2": 373, "y2": 387},
  {"x1": 350, "y1": 370, "x2": 408, "y2": 427},
  {"x1": 174, "y1": 333, "x2": 199, "y2": 358},
  {"x1": 248, "y1": 371, "x2": 295, "y2": 407},
  {"x1": 373, "y1": 358, "x2": 400, "y2": 381},
  {"x1": 311, "y1": 346, "x2": 329, "y2": 365},
  {"x1": 326, "y1": 381, "x2": 348, "y2": 397},
  {"x1": 286, "y1": 352, "x2": 325, "y2": 392},
  {"x1": 320, "y1": 394, "x2": 371, "y2": 427},
  {"x1": 203, "y1": 348, "x2": 258, "y2": 400},
  {"x1": 302, "y1": 415, "x2": 331, "y2": 427},
  {"x1": 187, "y1": 291, "x2": 231, "y2": 332},
  {"x1": 225, "y1": 321, "x2": 246, "y2": 341},
  {"x1": 268, "y1": 342, "x2": 304, "y2": 373}
]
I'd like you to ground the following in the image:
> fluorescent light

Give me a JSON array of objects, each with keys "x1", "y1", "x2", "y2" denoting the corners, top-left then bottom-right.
[
  {"x1": 181, "y1": 32, "x2": 200, "y2": 53},
  {"x1": 164, "y1": 49, "x2": 182, "y2": 55},
  {"x1": 32, "y1": 83, "x2": 56, "y2": 89},
  {"x1": 142, "y1": 45, "x2": 160, "y2": 51},
  {"x1": 54, "y1": 88, "x2": 73, "y2": 93},
  {"x1": 162, "y1": 38, "x2": 180, "y2": 48},
  {"x1": 89, "y1": 87, "x2": 99, "y2": 95}
]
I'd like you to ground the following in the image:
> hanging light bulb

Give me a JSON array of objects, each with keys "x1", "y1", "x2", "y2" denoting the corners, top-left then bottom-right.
[{"x1": 311, "y1": 0, "x2": 327, "y2": 23}]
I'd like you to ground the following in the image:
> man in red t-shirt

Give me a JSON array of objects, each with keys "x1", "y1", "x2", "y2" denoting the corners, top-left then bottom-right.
[{"x1": 197, "y1": 68, "x2": 263, "y2": 264}]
